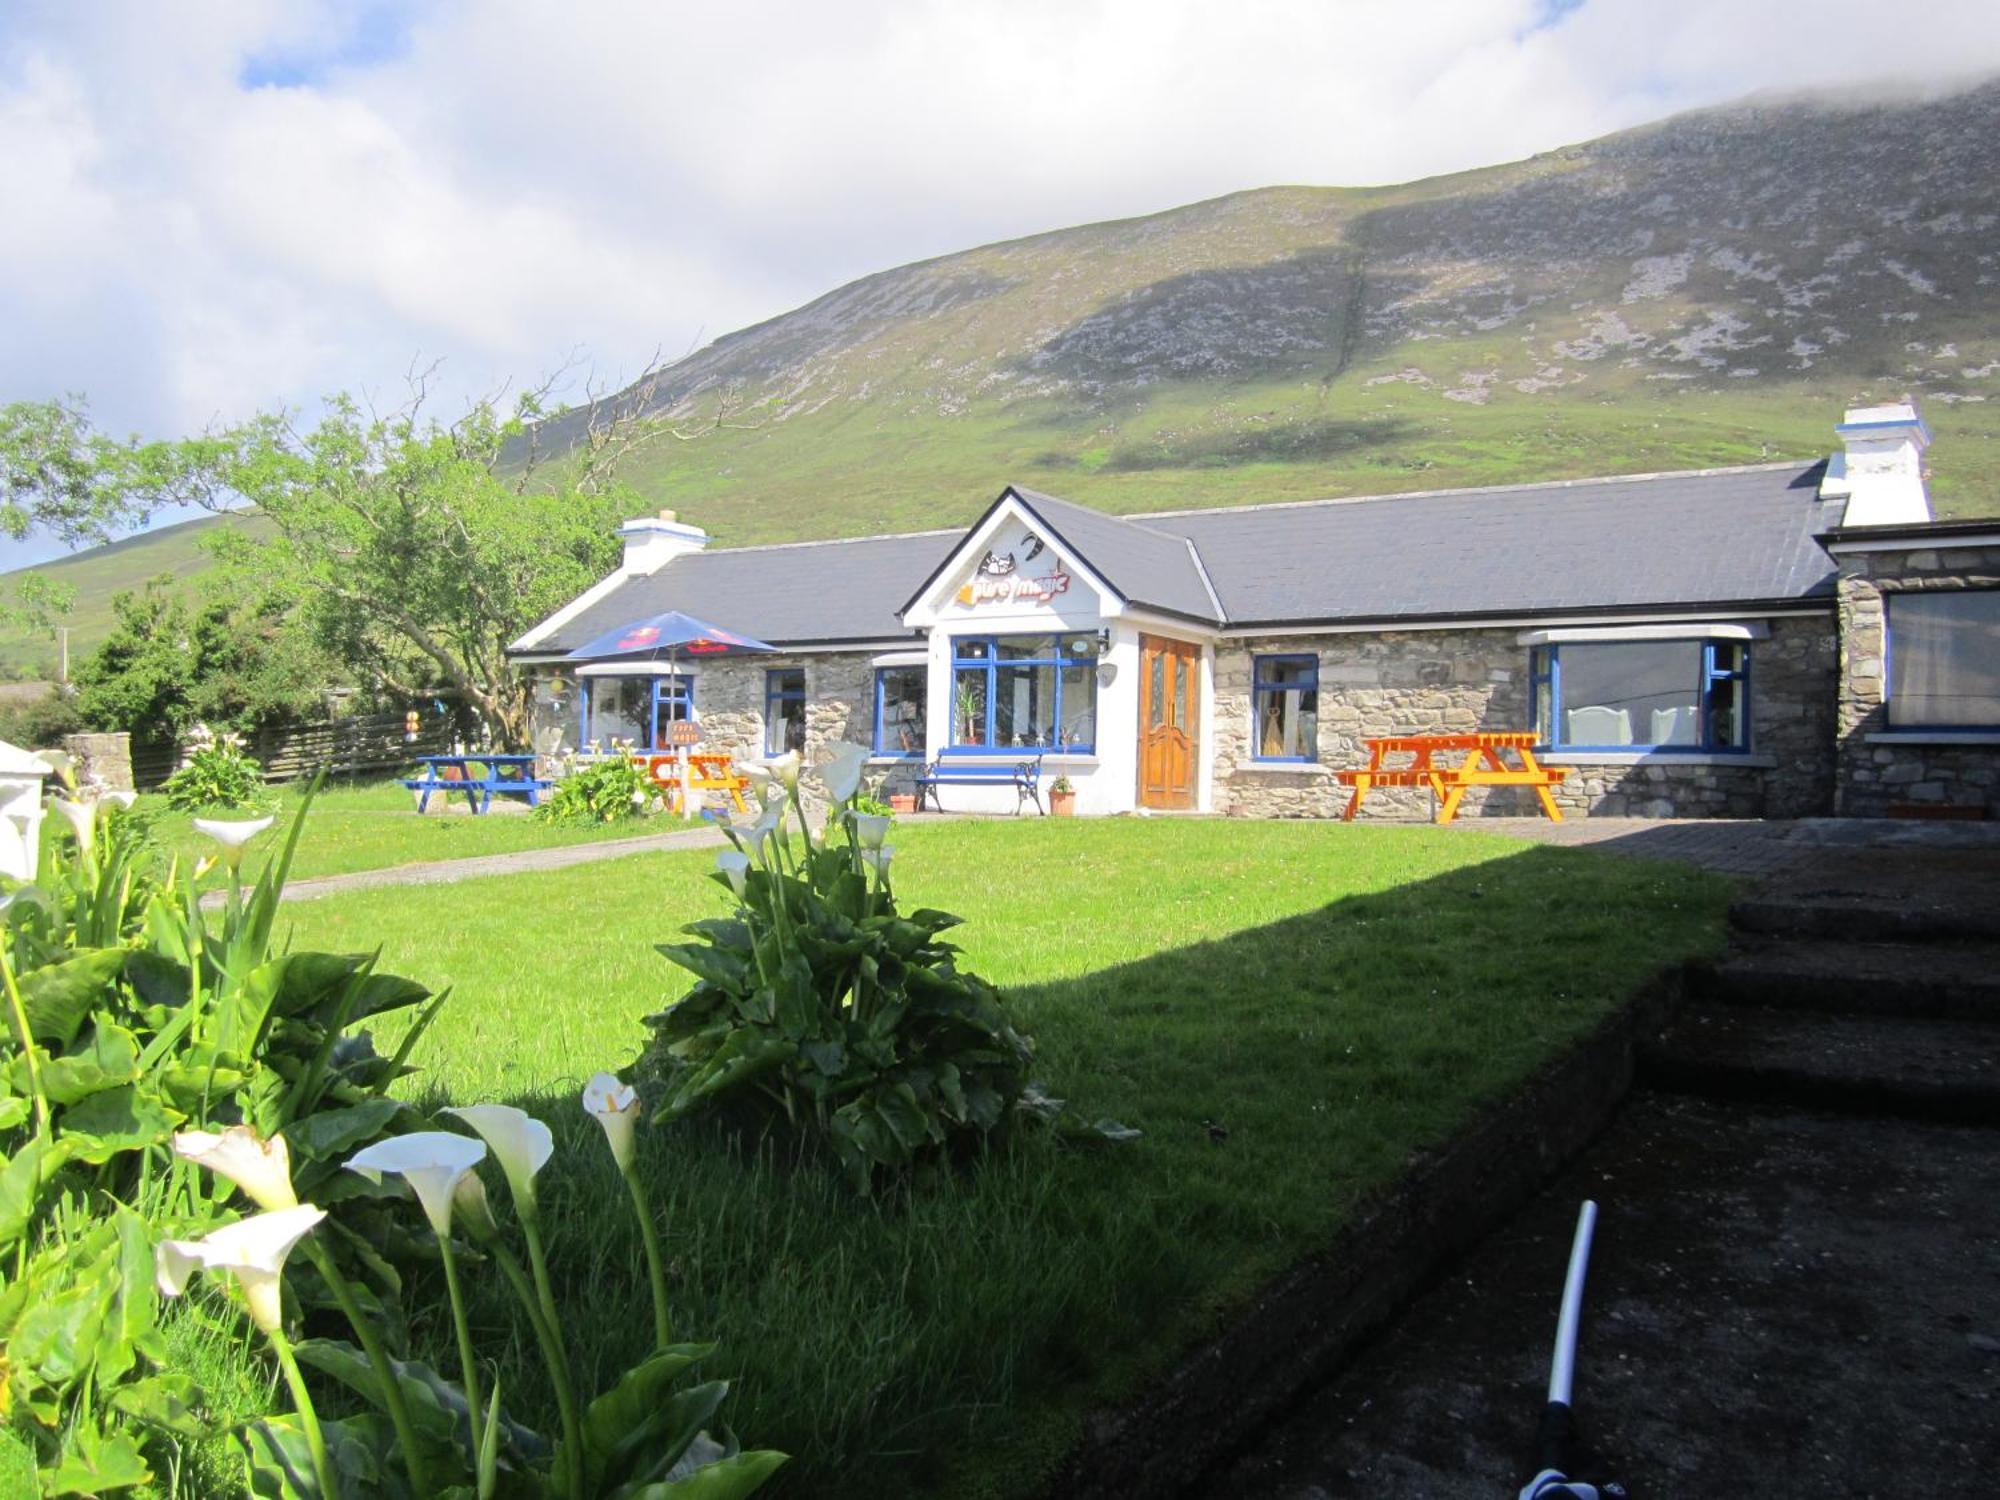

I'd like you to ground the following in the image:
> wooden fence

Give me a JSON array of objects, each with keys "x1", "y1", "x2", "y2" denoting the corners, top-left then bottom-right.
[{"x1": 131, "y1": 712, "x2": 456, "y2": 789}]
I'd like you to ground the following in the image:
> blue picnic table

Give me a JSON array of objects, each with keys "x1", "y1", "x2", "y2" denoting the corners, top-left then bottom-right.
[{"x1": 402, "y1": 754, "x2": 551, "y2": 814}]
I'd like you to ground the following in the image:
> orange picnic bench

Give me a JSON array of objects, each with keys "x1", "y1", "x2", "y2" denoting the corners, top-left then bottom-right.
[
  {"x1": 1335, "y1": 732, "x2": 1567, "y2": 824},
  {"x1": 634, "y1": 751, "x2": 752, "y2": 815}
]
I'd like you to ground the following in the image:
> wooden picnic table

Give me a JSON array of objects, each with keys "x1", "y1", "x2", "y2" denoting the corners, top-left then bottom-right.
[
  {"x1": 1335, "y1": 732, "x2": 1567, "y2": 824},
  {"x1": 403, "y1": 753, "x2": 550, "y2": 814},
  {"x1": 633, "y1": 751, "x2": 751, "y2": 815}
]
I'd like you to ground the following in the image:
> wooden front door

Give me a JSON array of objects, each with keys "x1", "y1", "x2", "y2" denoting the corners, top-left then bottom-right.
[{"x1": 1138, "y1": 634, "x2": 1201, "y2": 810}]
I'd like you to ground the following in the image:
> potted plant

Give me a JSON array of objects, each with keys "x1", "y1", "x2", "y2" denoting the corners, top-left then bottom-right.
[
  {"x1": 888, "y1": 789, "x2": 918, "y2": 814},
  {"x1": 1048, "y1": 775, "x2": 1076, "y2": 817},
  {"x1": 955, "y1": 681, "x2": 983, "y2": 745}
]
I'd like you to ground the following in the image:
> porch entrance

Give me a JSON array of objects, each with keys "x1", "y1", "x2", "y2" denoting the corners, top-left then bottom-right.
[{"x1": 1138, "y1": 634, "x2": 1200, "y2": 810}]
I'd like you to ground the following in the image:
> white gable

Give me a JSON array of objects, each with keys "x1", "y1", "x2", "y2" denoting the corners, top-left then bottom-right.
[{"x1": 905, "y1": 495, "x2": 1118, "y2": 631}]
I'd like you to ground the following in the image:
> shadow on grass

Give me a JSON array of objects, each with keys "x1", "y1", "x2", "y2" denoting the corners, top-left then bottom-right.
[{"x1": 368, "y1": 842, "x2": 1729, "y2": 1500}]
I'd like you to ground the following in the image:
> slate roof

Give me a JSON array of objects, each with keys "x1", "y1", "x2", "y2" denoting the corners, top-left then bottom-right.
[
  {"x1": 1140, "y1": 461, "x2": 1842, "y2": 626},
  {"x1": 528, "y1": 530, "x2": 952, "y2": 652},
  {"x1": 517, "y1": 462, "x2": 1842, "y2": 654}
]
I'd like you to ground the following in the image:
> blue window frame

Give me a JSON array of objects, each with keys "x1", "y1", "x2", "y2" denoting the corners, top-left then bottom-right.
[
  {"x1": 1531, "y1": 639, "x2": 1750, "y2": 752},
  {"x1": 948, "y1": 634, "x2": 1096, "y2": 753},
  {"x1": 578, "y1": 674, "x2": 693, "y2": 751},
  {"x1": 764, "y1": 668, "x2": 806, "y2": 755},
  {"x1": 1252, "y1": 654, "x2": 1318, "y2": 761},
  {"x1": 873, "y1": 666, "x2": 928, "y2": 756},
  {"x1": 1886, "y1": 589, "x2": 2000, "y2": 729}
]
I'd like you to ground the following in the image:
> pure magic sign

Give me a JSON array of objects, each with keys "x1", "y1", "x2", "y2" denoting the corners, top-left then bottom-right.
[{"x1": 954, "y1": 527, "x2": 1071, "y2": 608}]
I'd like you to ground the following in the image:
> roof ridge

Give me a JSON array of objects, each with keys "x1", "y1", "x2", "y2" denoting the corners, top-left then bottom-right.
[
  {"x1": 696, "y1": 525, "x2": 961, "y2": 557},
  {"x1": 1132, "y1": 458, "x2": 1821, "y2": 520},
  {"x1": 1008, "y1": 483, "x2": 1196, "y2": 545}
]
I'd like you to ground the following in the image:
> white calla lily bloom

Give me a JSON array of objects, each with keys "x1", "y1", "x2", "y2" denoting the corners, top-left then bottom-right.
[
  {"x1": 345, "y1": 1132, "x2": 488, "y2": 1239},
  {"x1": 156, "y1": 1204, "x2": 327, "y2": 1335},
  {"x1": 583, "y1": 1072, "x2": 641, "y2": 1172},
  {"x1": 35, "y1": 749, "x2": 73, "y2": 776},
  {"x1": 174, "y1": 1127, "x2": 299, "y2": 1211},
  {"x1": 861, "y1": 844, "x2": 894, "y2": 880},
  {"x1": 192, "y1": 815, "x2": 276, "y2": 872},
  {"x1": 716, "y1": 848, "x2": 751, "y2": 896},
  {"x1": 444, "y1": 1105, "x2": 554, "y2": 1214},
  {"x1": 102, "y1": 789, "x2": 138, "y2": 811},
  {"x1": 745, "y1": 750, "x2": 800, "y2": 795},
  {"x1": 52, "y1": 797, "x2": 95, "y2": 860},
  {"x1": 851, "y1": 813, "x2": 892, "y2": 850},
  {"x1": 818, "y1": 743, "x2": 871, "y2": 805}
]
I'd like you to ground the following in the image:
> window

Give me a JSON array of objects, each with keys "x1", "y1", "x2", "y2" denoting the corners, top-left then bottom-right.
[
  {"x1": 1888, "y1": 590, "x2": 2000, "y2": 727},
  {"x1": 580, "y1": 674, "x2": 693, "y2": 750},
  {"x1": 949, "y1": 634, "x2": 1096, "y2": 752},
  {"x1": 764, "y1": 668, "x2": 806, "y2": 755},
  {"x1": 1530, "y1": 639, "x2": 1749, "y2": 752},
  {"x1": 1253, "y1": 655, "x2": 1318, "y2": 760},
  {"x1": 873, "y1": 667, "x2": 928, "y2": 755}
]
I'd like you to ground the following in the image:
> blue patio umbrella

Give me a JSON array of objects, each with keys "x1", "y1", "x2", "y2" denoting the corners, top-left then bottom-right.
[{"x1": 565, "y1": 610, "x2": 776, "y2": 661}]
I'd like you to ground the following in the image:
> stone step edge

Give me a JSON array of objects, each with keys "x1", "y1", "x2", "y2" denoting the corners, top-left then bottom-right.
[
  {"x1": 1045, "y1": 970, "x2": 1687, "y2": 1500},
  {"x1": 1729, "y1": 897, "x2": 2000, "y2": 944},
  {"x1": 1687, "y1": 953, "x2": 2000, "y2": 1023},
  {"x1": 1638, "y1": 1036, "x2": 2000, "y2": 1126}
]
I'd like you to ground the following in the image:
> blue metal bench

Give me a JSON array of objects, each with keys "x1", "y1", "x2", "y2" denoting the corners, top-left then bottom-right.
[
  {"x1": 913, "y1": 755, "x2": 1045, "y2": 815},
  {"x1": 402, "y1": 754, "x2": 552, "y2": 815}
]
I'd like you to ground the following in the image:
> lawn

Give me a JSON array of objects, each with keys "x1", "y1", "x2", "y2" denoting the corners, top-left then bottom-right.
[
  {"x1": 144, "y1": 776, "x2": 697, "y2": 883},
  {"x1": 257, "y1": 816, "x2": 1733, "y2": 1499}
]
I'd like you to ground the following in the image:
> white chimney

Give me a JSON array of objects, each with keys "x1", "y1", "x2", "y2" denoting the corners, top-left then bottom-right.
[
  {"x1": 619, "y1": 508, "x2": 708, "y2": 575},
  {"x1": 1819, "y1": 402, "x2": 1932, "y2": 527}
]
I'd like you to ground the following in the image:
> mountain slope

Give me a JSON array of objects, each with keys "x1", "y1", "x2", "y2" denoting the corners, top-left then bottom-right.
[{"x1": 549, "y1": 78, "x2": 2000, "y2": 545}]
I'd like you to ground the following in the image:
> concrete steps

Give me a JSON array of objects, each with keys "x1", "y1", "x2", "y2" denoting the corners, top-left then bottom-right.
[
  {"x1": 1690, "y1": 937, "x2": 2000, "y2": 1021},
  {"x1": 1642, "y1": 1003, "x2": 2000, "y2": 1124}
]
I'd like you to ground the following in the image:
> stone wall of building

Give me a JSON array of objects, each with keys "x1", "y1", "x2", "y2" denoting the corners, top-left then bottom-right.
[
  {"x1": 1834, "y1": 541, "x2": 2000, "y2": 818},
  {"x1": 1212, "y1": 615, "x2": 1837, "y2": 820}
]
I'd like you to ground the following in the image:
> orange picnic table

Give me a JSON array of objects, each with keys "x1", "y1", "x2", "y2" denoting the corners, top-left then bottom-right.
[
  {"x1": 634, "y1": 751, "x2": 751, "y2": 815},
  {"x1": 1335, "y1": 732, "x2": 1567, "y2": 824}
]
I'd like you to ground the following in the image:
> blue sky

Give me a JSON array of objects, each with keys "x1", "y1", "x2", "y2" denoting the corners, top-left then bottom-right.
[{"x1": 3, "y1": 0, "x2": 1998, "y2": 572}]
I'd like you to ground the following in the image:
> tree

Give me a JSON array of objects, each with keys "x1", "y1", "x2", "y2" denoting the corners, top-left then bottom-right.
[
  {"x1": 73, "y1": 577, "x2": 340, "y2": 744},
  {"x1": 200, "y1": 363, "x2": 740, "y2": 747}
]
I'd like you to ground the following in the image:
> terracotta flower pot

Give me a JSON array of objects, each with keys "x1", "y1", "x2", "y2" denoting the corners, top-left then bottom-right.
[
  {"x1": 889, "y1": 793, "x2": 917, "y2": 814},
  {"x1": 1049, "y1": 790, "x2": 1076, "y2": 817}
]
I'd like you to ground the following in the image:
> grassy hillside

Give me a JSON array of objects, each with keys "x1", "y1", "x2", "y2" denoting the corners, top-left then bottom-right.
[
  {"x1": 541, "y1": 79, "x2": 2000, "y2": 545},
  {"x1": 0, "y1": 513, "x2": 255, "y2": 679}
]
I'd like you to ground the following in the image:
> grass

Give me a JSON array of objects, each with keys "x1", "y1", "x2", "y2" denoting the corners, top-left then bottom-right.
[
  {"x1": 262, "y1": 816, "x2": 1734, "y2": 1498},
  {"x1": 144, "y1": 777, "x2": 694, "y2": 884}
]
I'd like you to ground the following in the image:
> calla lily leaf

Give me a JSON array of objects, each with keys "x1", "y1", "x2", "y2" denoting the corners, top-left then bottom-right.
[{"x1": 19, "y1": 949, "x2": 129, "y2": 1047}]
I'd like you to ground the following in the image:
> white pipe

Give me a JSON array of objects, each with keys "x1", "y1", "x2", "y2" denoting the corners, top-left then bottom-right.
[{"x1": 1547, "y1": 1199, "x2": 1599, "y2": 1407}]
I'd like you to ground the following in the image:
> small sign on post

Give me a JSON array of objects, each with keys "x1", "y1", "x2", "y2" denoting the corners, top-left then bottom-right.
[{"x1": 666, "y1": 719, "x2": 702, "y2": 747}]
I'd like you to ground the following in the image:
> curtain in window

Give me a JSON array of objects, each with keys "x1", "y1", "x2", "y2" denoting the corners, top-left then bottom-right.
[{"x1": 1889, "y1": 592, "x2": 2000, "y2": 727}]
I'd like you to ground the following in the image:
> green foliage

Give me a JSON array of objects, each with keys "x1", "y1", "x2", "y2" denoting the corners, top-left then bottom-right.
[
  {"x1": 535, "y1": 754, "x2": 655, "y2": 826},
  {"x1": 641, "y1": 788, "x2": 1036, "y2": 1191},
  {"x1": 160, "y1": 738, "x2": 268, "y2": 812},
  {"x1": 0, "y1": 687, "x2": 85, "y2": 750},
  {"x1": 73, "y1": 578, "x2": 337, "y2": 745},
  {"x1": 0, "y1": 780, "x2": 445, "y2": 1492},
  {"x1": 0, "y1": 396, "x2": 207, "y2": 549}
]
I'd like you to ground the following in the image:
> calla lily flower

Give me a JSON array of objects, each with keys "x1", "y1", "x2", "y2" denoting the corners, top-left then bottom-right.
[
  {"x1": 745, "y1": 750, "x2": 800, "y2": 795},
  {"x1": 451, "y1": 1170, "x2": 503, "y2": 1244},
  {"x1": 716, "y1": 848, "x2": 751, "y2": 896},
  {"x1": 583, "y1": 1072, "x2": 641, "y2": 1172},
  {"x1": 52, "y1": 797, "x2": 95, "y2": 860},
  {"x1": 444, "y1": 1105, "x2": 554, "y2": 1215},
  {"x1": 861, "y1": 845, "x2": 894, "y2": 879},
  {"x1": 103, "y1": 789, "x2": 138, "y2": 810},
  {"x1": 192, "y1": 815, "x2": 276, "y2": 872},
  {"x1": 345, "y1": 1132, "x2": 487, "y2": 1239},
  {"x1": 35, "y1": 749, "x2": 73, "y2": 777},
  {"x1": 156, "y1": 1204, "x2": 327, "y2": 1335},
  {"x1": 738, "y1": 802, "x2": 783, "y2": 862},
  {"x1": 175, "y1": 1127, "x2": 298, "y2": 1211},
  {"x1": 851, "y1": 812, "x2": 891, "y2": 850},
  {"x1": 818, "y1": 743, "x2": 871, "y2": 805}
]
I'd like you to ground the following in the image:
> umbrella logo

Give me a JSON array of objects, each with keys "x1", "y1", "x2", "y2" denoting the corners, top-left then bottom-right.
[
  {"x1": 616, "y1": 626, "x2": 662, "y2": 650},
  {"x1": 685, "y1": 638, "x2": 730, "y2": 654}
]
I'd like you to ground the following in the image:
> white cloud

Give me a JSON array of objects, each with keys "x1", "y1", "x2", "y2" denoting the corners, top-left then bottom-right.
[{"x1": 1, "y1": 0, "x2": 1998, "y2": 563}]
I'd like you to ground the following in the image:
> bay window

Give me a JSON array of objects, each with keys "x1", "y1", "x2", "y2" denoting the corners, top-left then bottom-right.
[
  {"x1": 1252, "y1": 655, "x2": 1318, "y2": 760},
  {"x1": 950, "y1": 634, "x2": 1097, "y2": 752},
  {"x1": 1531, "y1": 639, "x2": 1749, "y2": 752},
  {"x1": 581, "y1": 675, "x2": 692, "y2": 750},
  {"x1": 1887, "y1": 591, "x2": 2000, "y2": 728}
]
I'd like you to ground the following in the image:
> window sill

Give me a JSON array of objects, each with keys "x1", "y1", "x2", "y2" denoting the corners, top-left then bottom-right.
[
  {"x1": 867, "y1": 754, "x2": 924, "y2": 764},
  {"x1": 1540, "y1": 750, "x2": 1776, "y2": 768},
  {"x1": 1237, "y1": 760, "x2": 1330, "y2": 776},
  {"x1": 1864, "y1": 731, "x2": 2000, "y2": 746},
  {"x1": 939, "y1": 751, "x2": 1099, "y2": 766}
]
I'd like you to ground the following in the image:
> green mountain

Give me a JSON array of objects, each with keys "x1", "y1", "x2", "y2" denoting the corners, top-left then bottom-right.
[
  {"x1": 547, "y1": 77, "x2": 2000, "y2": 546},
  {"x1": 0, "y1": 514, "x2": 251, "y2": 679}
]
